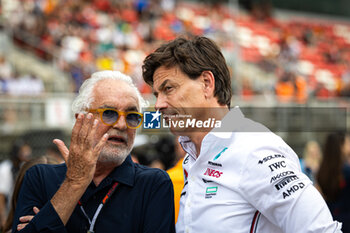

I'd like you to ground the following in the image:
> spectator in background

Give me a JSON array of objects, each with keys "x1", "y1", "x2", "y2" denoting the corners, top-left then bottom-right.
[
  {"x1": 300, "y1": 140, "x2": 322, "y2": 183},
  {"x1": 0, "y1": 54, "x2": 13, "y2": 94},
  {"x1": 340, "y1": 63, "x2": 350, "y2": 97},
  {"x1": 343, "y1": 134, "x2": 350, "y2": 166},
  {"x1": 132, "y1": 143, "x2": 165, "y2": 169},
  {"x1": 275, "y1": 71, "x2": 295, "y2": 102},
  {"x1": 278, "y1": 35, "x2": 300, "y2": 73},
  {"x1": 156, "y1": 136, "x2": 177, "y2": 170},
  {"x1": 45, "y1": 145, "x2": 65, "y2": 164},
  {"x1": 317, "y1": 132, "x2": 350, "y2": 233},
  {"x1": 1, "y1": 108, "x2": 18, "y2": 134},
  {"x1": 0, "y1": 139, "x2": 32, "y2": 228},
  {"x1": 2, "y1": 155, "x2": 62, "y2": 233},
  {"x1": 132, "y1": 135, "x2": 177, "y2": 170},
  {"x1": 6, "y1": 73, "x2": 44, "y2": 96}
]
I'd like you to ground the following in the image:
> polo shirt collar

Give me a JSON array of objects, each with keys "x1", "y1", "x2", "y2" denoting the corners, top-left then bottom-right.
[
  {"x1": 80, "y1": 155, "x2": 135, "y2": 203},
  {"x1": 108, "y1": 155, "x2": 135, "y2": 187}
]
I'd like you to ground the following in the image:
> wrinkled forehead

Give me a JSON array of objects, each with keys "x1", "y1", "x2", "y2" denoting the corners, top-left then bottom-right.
[
  {"x1": 93, "y1": 79, "x2": 139, "y2": 111},
  {"x1": 153, "y1": 66, "x2": 184, "y2": 89}
]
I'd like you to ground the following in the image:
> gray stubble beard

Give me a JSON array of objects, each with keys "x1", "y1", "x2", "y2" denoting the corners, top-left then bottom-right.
[{"x1": 97, "y1": 142, "x2": 133, "y2": 166}]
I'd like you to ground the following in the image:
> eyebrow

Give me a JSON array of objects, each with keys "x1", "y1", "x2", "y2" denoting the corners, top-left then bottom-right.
[
  {"x1": 100, "y1": 105, "x2": 139, "y2": 112},
  {"x1": 153, "y1": 79, "x2": 170, "y2": 96},
  {"x1": 100, "y1": 105, "x2": 115, "y2": 109},
  {"x1": 126, "y1": 106, "x2": 139, "y2": 112}
]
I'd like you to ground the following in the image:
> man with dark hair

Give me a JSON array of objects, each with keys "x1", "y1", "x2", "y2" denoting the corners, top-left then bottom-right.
[
  {"x1": 143, "y1": 36, "x2": 232, "y2": 108},
  {"x1": 142, "y1": 36, "x2": 342, "y2": 233}
]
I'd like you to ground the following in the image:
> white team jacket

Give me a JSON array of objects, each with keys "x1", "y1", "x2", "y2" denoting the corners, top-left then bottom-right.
[{"x1": 176, "y1": 107, "x2": 342, "y2": 233}]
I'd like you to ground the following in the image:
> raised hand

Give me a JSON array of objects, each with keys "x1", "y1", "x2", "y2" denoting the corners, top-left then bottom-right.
[
  {"x1": 63, "y1": 113, "x2": 108, "y2": 186},
  {"x1": 52, "y1": 139, "x2": 69, "y2": 164},
  {"x1": 50, "y1": 113, "x2": 108, "y2": 225}
]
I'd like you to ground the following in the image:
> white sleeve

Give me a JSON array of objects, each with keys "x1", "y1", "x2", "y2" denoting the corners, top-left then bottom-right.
[{"x1": 238, "y1": 146, "x2": 342, "y2": 233}]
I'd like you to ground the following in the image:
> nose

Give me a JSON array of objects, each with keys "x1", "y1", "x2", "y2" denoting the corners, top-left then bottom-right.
[
  {"x1": 155, "y1": 93, "x2": 168, "y2": 112},
  {"x1": 112, "y1": 114, "x2": 127, "y2": 130}
]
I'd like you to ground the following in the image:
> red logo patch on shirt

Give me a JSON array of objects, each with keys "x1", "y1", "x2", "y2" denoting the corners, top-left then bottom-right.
[{"x1": 204, "y1": 168, "x2": 223, "y2": 178}]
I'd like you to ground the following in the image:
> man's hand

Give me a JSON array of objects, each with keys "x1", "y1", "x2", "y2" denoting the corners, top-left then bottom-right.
[
  {"x1": 55, "y1": 113, "x2": 108, "y2": 187},
  {"x1": 17, "y1": 207, "x2": 40, "y2": 231},
  {"x1": 50, "y1": 113, "x2": 108, "y2": 225},
  {"x1": 52, "y1": 139, "x2": 69, "y2": 164}
]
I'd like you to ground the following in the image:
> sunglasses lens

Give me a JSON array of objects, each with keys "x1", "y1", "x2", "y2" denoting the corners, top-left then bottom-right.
[
  {"x1": 102, "y1": 109, "x2": 119, "y2": 125},
  {"x1": 126, "y1": 113, "x2": 142, "y2": 128}
]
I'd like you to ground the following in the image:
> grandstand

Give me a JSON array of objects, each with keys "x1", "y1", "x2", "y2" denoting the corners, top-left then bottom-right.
[{"x1": 0, "y1": 0, "x2": 350, "y2": 159}]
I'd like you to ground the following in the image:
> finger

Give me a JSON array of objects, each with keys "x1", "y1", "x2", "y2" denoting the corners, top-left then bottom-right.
[
  {"x1": 19, "y1": 215, "x2": 34, "y2": 223},
  {"x1": 87, "y1": 119, "x2": 100, "y2": 148},
  {"x1": 33, "y1": 206, "x2": 40, "y2": 214},
  {"x1": 93, "y1": 133, "x2": 109, "y2": 156},
  {"x1": 71, "y1": 113, "x2": 84, "y2": 145},
  {"x1": 17, "y1": 223, "x2": 28, "y2": 231},
  {"x1": 78, "y1": 113, "x2": 94, "y2": 146},
  {"x1": 53, "y1": 139, "x2": 69, "y2": 163}
]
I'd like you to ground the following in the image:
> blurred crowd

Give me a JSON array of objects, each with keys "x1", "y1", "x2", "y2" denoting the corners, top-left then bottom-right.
[
  {"x1": 256, "y1": 20, "x2": 350, "y2": 101},
  {"x1": 2, "y1": 0, "x2": 180, "y2": 93},
  {"x1": 1, "y1": 0, "x2": 350, "y2": 101},
  {"x1": 0, "y1": 55, "x2": 44, "y2": 95}
]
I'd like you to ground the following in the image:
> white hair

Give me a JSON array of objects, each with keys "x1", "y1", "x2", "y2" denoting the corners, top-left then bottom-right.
[{"x1": 72, "y1": 70, "x2": 148, "y2": 114}]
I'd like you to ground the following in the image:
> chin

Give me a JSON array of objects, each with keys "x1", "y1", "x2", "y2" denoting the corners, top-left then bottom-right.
[{"x1": 98, "y1": 147, "x2": 130, "y2": 165}]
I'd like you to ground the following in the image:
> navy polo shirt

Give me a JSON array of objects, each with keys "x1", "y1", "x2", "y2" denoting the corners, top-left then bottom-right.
[{"x1": 12, "y1": 155, "x2": 175, "y2": 233}]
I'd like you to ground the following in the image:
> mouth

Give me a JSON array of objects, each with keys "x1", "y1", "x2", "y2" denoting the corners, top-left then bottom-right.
[{"x1": 107, "y1": 135, "x2": 127, "y2": 144}]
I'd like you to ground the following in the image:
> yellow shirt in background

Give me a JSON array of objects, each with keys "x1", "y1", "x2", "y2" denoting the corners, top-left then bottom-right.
[{"x1": 167, "y1": 158, "x2": 184, "y2": 223}]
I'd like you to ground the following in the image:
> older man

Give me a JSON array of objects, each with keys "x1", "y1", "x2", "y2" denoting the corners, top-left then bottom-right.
[
  {"x1": 12, "y1": 71, "x2": 175, "y2": 233},
  {"x1": 142, "y1": 36, "x2": 342, "y2": 233}
]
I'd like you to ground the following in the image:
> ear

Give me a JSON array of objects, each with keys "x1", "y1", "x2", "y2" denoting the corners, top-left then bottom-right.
[{"x1": 200, "y1": 71, "x2": 215, "y2": 99}]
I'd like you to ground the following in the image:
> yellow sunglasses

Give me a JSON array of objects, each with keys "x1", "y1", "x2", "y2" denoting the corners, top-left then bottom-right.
[{"x1": 89, "y1": 108, "x2": 143, "y2": 129}]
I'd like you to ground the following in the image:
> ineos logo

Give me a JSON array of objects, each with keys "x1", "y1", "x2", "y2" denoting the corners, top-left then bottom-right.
[{"x1": 204, "y1": 168, "x2": 223, "y2": 178}]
